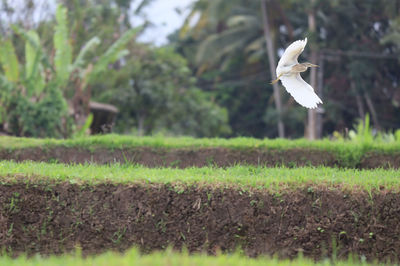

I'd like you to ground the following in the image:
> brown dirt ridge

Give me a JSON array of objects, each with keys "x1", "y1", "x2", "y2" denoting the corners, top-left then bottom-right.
[
  {"x1": 1, "y1": 181, "x2": 400, "y2": 262},
  {"x1": 1, "y1": 147, "x2": 399, "y2": 169}
]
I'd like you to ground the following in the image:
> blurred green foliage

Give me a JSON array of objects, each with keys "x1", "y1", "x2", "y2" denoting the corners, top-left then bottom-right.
[
  {"x1": 1, "y1": 0, "x2": 400, "y2": 138},
  {"x1": 94, "y1": 45, "x2": 231, "y2": 137},
  {"x1": 0, "y1": 0, "x2": 231, "y2": 138},
  {"x1": 6, "y1": 88, "x2": 70, "y2": 138},
  {"x1": 175, "y1": 0, "x2": 400, "y2": 138},
  {"x1": 0, "y1": 4, "x2": 139, "y2": 137}
]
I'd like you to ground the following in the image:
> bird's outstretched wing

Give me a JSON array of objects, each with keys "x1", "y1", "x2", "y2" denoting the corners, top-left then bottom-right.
[
  {"x1": 280, "y1": 73, "x2": 322, "y2": 109},
  {"x1": 277, "y1": 38, "x2": 308, "y2": 67}
]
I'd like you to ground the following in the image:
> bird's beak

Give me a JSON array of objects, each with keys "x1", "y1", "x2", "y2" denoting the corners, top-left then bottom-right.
[{"x1": 309, "y1": 63, "x2": 319, "y2": 67}]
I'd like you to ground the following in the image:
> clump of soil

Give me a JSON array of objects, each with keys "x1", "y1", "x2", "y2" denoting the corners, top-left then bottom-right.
[
  {"x1": 1, "y1": 181, "x2": 399, "y2": 262},
  {"x1": 1, "y1": 146, "x2": 399, "y2": 169}
]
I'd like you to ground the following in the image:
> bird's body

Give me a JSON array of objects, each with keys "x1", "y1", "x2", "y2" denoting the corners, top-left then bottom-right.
[{"x1": 272, "y1": 38, "x2": 322, "y2": 109}]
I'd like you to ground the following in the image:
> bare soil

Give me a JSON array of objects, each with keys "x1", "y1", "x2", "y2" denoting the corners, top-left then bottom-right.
[
  {"x1": 1, "y1": 181, "x2": 399, "y2": 262},
  {"x1": 359, "y1": 151, "x2": 400, "y2": 169},
  {"x1": 1, "y1": 147, "x2": 399, "y2": 168}
]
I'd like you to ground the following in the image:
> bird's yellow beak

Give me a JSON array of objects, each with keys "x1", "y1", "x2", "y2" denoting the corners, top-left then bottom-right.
[{"x1": 309, "y1": 63, "x2": 319, "y2": 67}]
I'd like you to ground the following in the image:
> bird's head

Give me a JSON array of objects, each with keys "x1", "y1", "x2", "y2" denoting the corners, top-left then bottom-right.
[{"x1": 303, "y1": 62, "x2": 318, "y2": 68}]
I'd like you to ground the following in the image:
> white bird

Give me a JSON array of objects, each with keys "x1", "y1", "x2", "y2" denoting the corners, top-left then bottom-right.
[{"x1": 271, "y1": 38, "x2": 323, "y2": 109}]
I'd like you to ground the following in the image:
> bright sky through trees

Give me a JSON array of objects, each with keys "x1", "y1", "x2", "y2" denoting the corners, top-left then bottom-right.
[
  {"x1": 136, "y1": 0, "x2": 195, "y2": 45},
  {"x1": 0, "y1": 0, "x2": 194, "y2": 45}
]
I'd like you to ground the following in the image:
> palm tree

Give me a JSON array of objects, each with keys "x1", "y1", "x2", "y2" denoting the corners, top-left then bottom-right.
[
  {"x1": 181, "y1": 0, "x2": 288, "y2": 137},
  {"x1": 261, "y1": 0, "x2": 284, "y2": 137},
  {"x1": 307, "y1": 0, "x2": 318, "y2": 140}
]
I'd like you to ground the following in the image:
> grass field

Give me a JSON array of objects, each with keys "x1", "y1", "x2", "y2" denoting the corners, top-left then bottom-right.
[
  {"x1": 0, "y1": 248, "x2": 383, "y2": 266},
  {"x1": 1, "y1": 134, "x2": 400, "y2": 153},
  {"x1": 2, "y1": 135, "x2": 399, "y2": 169},
  {"x1": 1, "y1": 135, "x2": 400, "y2": 264},
  {"x1": 1, "y1": 160, "x2": 400, "y2": 191}
]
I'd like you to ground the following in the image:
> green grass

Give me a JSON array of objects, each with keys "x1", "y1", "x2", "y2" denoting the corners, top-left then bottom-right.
[
  {"x1": 1, "y1": 134, "x2": 399, "y2": 151},
  {"x1": 1, "y1": 161, "x2": 400, "y2": 192},
  {"x1": 0, "y1": 248, "x2": 385, "y2": 266},
  {"x1": 1, "y1": 135, "x2": 399, "y2": 168}
]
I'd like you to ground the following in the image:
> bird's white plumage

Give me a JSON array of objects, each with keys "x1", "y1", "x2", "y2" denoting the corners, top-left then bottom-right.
[
  {"x1": 275, "y1": 38, "x2": 323, "y2": 109},
  {"x1": 280, "y1": 73, "x2": 322, "y2": 109},
  {"x1": 277, "y1": 38, "x2": 308, "y2": 72}
]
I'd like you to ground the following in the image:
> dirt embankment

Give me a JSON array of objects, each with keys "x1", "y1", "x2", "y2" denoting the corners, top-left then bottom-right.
[
  {"x1": 1, "y1": 181, "x2": 399, "y2": 262},
  {"x1": 1, "y1": 147, "x2": 399, "y2": 168}
]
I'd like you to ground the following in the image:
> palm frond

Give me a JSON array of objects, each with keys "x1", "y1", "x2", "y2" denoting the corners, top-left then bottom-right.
[
  {"x1": 196, "y1": 25, "x2": 259, "y2": 65},
  {"x1": 11, "y1": 25, "x2": 53, "y2": 72},
  {"x1": 71, "y1": 36, "x2": 101, "y2": 72},
  {"x1": 25, "y1": 30, "x2": 45, "y2": 96},
  {"x1": 245, "y1": 37, "x2": 264, "y2": 53},
  {"x1": 0, "y1": 39, "x2": 19, "y2": 82},
  {"x1": 179, "y1": 9, "x2": 200, "y2": 38},
  {"x1": 25, "y1": 31, "x2": 41, "y2": 78},
  {"x1": 134, "y1": 0, "x2": 155, "y2": 15},
  {"x1": 88, "y1": 27, "x2": 141, "y2": 83},
  {"x1": 54, "y1": 4, "x2": 72, "y2": 84},
  {"x1": 0, "y1": 74, "x2": 14, "y2": 123},
  {"x1": 226, "y1": 15, "x2": 258, "y2": 28}
]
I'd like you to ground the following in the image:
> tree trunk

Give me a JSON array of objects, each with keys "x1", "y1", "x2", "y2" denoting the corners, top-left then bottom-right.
[
  {"x1": 353, "y1": 81, "x2": 365, "y2": 120},
  {"x1": 365, "y1": 91, "x2": 381, "y2": 130},
  {"x1": 307, "y1": 0, "x2": 318, "y2": 140},
  {"x1": 137, "y1": 114, "x2": 145, "y2": 136},
  {"x1": 316, "y1": 54, "x2": 324, "y2": 138},
  {"x1": 72, "y1": 79, "x2": 91, "y2": 130},
  {"x1": 261, "y1": 0, "x2": 285, "y2": 138}
]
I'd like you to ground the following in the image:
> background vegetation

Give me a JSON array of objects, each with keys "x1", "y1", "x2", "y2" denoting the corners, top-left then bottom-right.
[{"x1": 0, "y1": 0, "x2": 399, "y2": 139}]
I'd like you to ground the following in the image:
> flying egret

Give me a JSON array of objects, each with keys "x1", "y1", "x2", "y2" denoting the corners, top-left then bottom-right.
[{"x1": 271, "y1": 38, "x2": 322, "y2": 109}]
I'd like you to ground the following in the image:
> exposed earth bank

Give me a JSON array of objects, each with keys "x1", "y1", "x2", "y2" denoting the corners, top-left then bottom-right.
[{"x1": 1, "y1": 181, "x2": 399, "y2": 262}]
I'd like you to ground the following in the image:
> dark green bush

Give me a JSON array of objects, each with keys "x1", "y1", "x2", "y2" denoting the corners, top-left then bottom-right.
[{"x1": 7, "y1": 88, "x2": 72, "y2": 138}]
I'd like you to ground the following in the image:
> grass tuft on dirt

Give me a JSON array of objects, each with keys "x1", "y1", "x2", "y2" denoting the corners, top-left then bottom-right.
[{"x1": 1, "y1": 160, "x2": 400, "y2": 191}]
